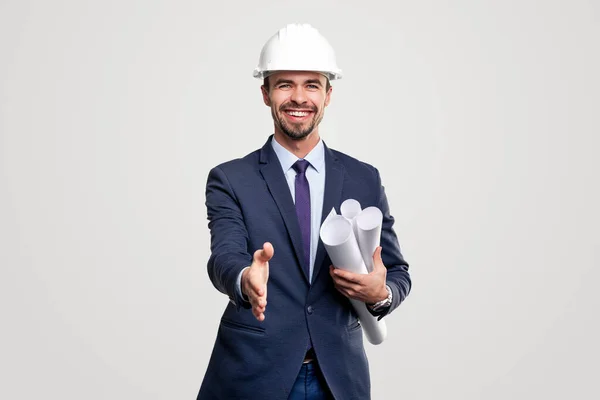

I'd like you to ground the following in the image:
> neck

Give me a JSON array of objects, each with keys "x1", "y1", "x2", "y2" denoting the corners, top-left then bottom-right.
[{"x1": 273, "y1": 129, "x2": 320, "y2": 159}]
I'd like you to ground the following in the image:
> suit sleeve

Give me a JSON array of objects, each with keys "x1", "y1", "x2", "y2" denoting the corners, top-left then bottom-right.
[
  {"x1": 369, "y1": 168, "x2": 412, "y2": 320},
  {"x1": 205, "y1": 166, "x2": 252, "y2": 310}
]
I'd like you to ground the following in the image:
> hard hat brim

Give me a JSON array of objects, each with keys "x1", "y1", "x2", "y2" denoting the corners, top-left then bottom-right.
[{"x1": 253, "y1": 68, "x2": 343, "y2": 81}]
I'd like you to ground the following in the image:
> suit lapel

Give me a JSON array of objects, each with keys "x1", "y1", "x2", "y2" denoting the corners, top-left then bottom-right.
[
  {"x1": 259, "y1": 137, "x2": 309, "y2": 284},
  {"x1": 312, "y1": 144, "x2": 344, "y2": 283}
]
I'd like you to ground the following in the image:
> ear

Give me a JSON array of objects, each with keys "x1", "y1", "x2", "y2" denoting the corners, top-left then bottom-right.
[
  {"x1": 261, "y1": 85, "x2": 271, "y2": 107},
  {"x1": 324, "y1": 86, "x2": 332, "y2": 107}
]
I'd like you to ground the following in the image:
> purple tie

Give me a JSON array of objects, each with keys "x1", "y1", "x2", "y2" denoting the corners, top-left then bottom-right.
[{"x1": 292, "y1": 159, "x2": 311, "y2": 280}]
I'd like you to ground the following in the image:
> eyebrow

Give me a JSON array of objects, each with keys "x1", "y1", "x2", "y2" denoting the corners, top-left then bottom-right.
[
  {"x1": 304, "y1": 79, "x2": 323, "y2": 86},
  {"x1": 273, "y1": 79, "x2": 294, "y2": 86},
  {"x1": 273, "y1": 78, "x2": 324, "y2": 86}
]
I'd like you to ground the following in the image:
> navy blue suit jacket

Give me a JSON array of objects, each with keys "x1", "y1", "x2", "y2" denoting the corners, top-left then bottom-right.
[{"x1": 197, "y1": 136, "x2": 411, "y2": 400}]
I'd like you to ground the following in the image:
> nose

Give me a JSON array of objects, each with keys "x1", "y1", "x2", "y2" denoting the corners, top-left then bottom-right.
[{"x1": 290, "y1": 86, "x2": 308, "y2": 105}]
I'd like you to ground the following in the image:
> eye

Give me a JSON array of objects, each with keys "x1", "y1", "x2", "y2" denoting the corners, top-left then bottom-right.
[
  {"x1": 307, "y1": 84, "x2": 320, "y2": 90},
  {"x1": 278, "y1": 84, "x2": 292, "y2": 89}
]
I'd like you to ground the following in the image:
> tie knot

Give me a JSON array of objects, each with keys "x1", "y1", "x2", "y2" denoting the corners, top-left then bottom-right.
[{"x1": 293, "y1": 159, "x2": 310, "y2": 175}]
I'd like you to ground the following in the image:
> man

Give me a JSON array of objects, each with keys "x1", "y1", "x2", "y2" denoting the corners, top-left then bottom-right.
[{"x1": 197, "y1": 24, "x2": 411, "y2": 400}]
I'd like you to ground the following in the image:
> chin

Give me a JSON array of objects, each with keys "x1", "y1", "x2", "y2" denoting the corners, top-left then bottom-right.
[
  {"x1": 284, "y1": 130, "x2": 313, "y2": 141},
  {"x1": 288, "y1": 132, "x2": 310, "y2": 141}
]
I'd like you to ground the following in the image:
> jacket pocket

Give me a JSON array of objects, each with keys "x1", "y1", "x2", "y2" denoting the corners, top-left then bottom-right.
[
  {"x1": 220, "y1": 318, "x2": 266, "y2": 335},
  {"x1": 347, "y1": 319, "x2": 361, "y2": 332}
]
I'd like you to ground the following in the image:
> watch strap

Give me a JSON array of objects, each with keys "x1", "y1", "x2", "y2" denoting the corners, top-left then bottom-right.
[{"x1": 369, "y1": 285, "x2": 392, "y2": 312}]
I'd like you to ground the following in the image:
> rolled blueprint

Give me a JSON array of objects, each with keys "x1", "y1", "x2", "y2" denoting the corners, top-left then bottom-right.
[
  {"x1": 320, "y1": 213, "x2": 387, "y2": 345},
  {"x1": 340, "y1": 199, "x2": 362, "y2": 238},
  {"x1": 355, "y1": 206, "x2": 383, "y2": 273},
  {"x1": 340, "y1": 199, "x2": 362, "y2": 220}
]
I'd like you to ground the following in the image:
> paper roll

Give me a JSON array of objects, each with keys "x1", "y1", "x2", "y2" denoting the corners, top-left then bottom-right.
[
  {"x1": 340, "y1": 198, "x2": 362, "y2": 238},
  {"x1": 349, "y1": 298, "x2": 387, "y2": 345},
  {"x1": 355, "y1": 206, "x2": 383, "y2": 272},
  {"x1": 320, "y1": 214, "x2": 387, "y2": 345},
  {"x1": 340, "y1": 199, "x2": 362, "y2": 220},
  {"x1": 320, "y1": 215, "x2": 367, "y2": 274}
]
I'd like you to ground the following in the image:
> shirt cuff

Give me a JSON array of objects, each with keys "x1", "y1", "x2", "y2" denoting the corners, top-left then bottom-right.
[{"x1": 236, "y1": 266, "x2": 251, "y2": 303}]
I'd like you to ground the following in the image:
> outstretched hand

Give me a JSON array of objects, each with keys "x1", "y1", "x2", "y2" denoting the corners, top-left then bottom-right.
[
  {"x1": 329, "y1": 246, "x2": 388, "y2": 304},
  {"x1": 242, "y1": 242, "x2": 274, "y2": 321}
]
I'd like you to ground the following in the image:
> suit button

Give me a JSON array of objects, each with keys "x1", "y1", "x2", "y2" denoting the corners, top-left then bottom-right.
[{"x1": 307, "y1": 306, "x2": 313, "y2": 314}]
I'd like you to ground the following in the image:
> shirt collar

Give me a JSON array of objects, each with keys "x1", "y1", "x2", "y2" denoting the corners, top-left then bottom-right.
[{"x1": 271, "y1": 136, "x2": 325, "y2": 173}]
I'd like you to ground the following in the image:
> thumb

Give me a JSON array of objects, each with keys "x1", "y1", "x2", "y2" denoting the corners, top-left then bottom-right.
[
  {"x1": 372, "y1": 246, "x2": 383, "y2": 270},
  {"x1": 254, "y1": 242, "x2": 274, "y2": 265}
]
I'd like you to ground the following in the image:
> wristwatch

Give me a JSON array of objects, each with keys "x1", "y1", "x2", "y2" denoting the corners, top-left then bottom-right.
[{"x1": 368, "y1": 285, "x2": 393, "y2": 312}]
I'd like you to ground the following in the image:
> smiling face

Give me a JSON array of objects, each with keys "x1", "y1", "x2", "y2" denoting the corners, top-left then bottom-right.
[{"x1": 261, "y1": 71, "x2": 332, "y2": 141}]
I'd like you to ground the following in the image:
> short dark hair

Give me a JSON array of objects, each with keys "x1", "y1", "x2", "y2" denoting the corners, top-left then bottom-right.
[{"x1": 263, "y1": 75, "x2": 331, "y2": 92}]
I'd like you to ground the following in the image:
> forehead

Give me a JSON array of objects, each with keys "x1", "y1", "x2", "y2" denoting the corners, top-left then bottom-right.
[{"x1": 268, "y1": 71, "x2": 327, "y2": 84}]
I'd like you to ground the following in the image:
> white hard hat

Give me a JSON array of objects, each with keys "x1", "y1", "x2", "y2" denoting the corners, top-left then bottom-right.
[{"x1": 253, "y1": 23, "x2": 343, "y2": 81}]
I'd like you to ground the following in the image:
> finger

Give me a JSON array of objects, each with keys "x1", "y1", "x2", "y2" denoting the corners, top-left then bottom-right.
[
  {"x1": 372, "y1": 246, "x2": 383, "y2": 270},
  {"x1": 335, "y1": 285, "x2": 359, "y2": 300},
  {"x1": 242, "y1": 269, "x2": 267, "y2": 297},
  {"x1": 254, "y1": 242, "x2": 274, "y2": 264},
  {"x1": 253, "y1": 308, "x2": 265, "y2": 321},
  {"x1": 253, "y1": 301, "x2": 266, "y2": 321},
  {"x1": 253, "y1": 303, "x2": 266, "y2": 314},
  {"x1": 333, "y1": 279, "x2": 361, "y2": 293},
  {"x1": 251, "y1": 299, "x2": 265, "y2": 312},
  {"x1": 248, "y1": 289, "x2": 267, "y2": 306},
  {"x1": 247, "y1": 273, "x2": 267, "y2": 295},
  {"x1": 249, "y1": 293, "x2": 265, "y2": 306},
  {"x1": 248, "y1": 285, "x2": 267, "y2": 304},
  {"x1": 255, "y1": 297, "x2": 267, "y2": 308},
  {"x1": 333, "y1": 269, "x2": 362, "y2": 284},
  {"x1": 246, "y1": 282, "x2": 265, "y2": 298}
]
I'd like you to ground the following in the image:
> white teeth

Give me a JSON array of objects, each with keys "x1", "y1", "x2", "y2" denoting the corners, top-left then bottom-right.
[{"x1": 287, "y1": 111, "x2": 309, "y2": 117}]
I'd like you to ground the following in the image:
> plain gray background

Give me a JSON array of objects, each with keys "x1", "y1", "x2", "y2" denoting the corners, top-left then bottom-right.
[{"x1": 1, "y1": 0, "x2": 599, "y2": 399}]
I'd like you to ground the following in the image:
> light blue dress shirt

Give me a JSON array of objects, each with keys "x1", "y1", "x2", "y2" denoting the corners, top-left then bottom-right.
[
  {"x1": 236, "y1": 137, "x2": 326, "y2": 297},
  {"x1": 271, "y1": 136, "x2": 326, "y2": 279}
]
